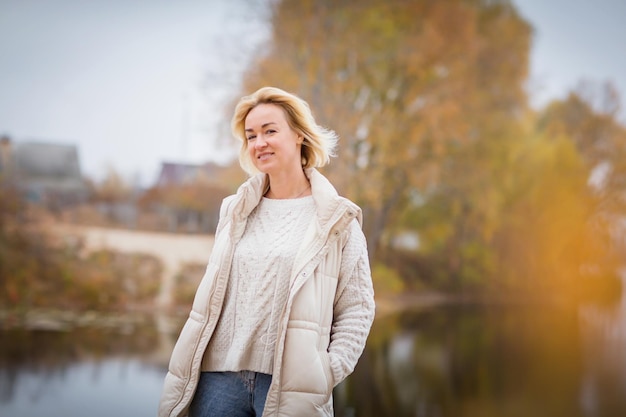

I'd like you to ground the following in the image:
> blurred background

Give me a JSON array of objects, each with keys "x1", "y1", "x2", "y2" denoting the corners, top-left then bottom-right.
[{"x1": 1, "y1": 0, "x2": 625, "y2": 416}]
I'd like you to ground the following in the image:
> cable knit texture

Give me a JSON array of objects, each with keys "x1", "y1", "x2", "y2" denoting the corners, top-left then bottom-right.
[
  {"x1": 202, "y1": 196, "x2": 316, "y2": 374},
  {"x1": 329, "y1": 220, "x2": 374, "y2": 385}
]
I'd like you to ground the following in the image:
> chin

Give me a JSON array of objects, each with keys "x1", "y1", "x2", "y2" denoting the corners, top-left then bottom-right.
[{"x1": 254, "y1": 164, "x2": 271, "y2": 174}]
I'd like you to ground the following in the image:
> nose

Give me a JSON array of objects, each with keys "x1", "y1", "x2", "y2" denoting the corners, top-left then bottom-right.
[{"x1": 254, "y1": 135, "x2": 267, "y2": 149}]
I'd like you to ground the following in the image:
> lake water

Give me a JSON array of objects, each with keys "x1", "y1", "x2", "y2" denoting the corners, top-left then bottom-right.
[{"x1": 1, "y1": 298, "x2": 625, "y2": 417}]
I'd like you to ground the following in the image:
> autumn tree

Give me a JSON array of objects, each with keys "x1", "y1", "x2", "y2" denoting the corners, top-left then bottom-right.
[
  {"x1": 396, "y1": 85, "x2": 626, "y2": 293},
  {"x1": 240, "y1": 0, "x2": 531, "y2": 261},
  {"x1": 492, "y1": 132, "x2": 621, "y2": 300},
  {"x1": 230, "y1": 0, "x2": 624, "y2": 297},
  {"x1": 91, "y1": 166, "x2": 133, "y2": 203},
  {"x1": 521, "y1": 84, "x2": 626, "y2": 300},
  {"x1": 537, "y1": 83, "x2": 626, "y2": 229}
]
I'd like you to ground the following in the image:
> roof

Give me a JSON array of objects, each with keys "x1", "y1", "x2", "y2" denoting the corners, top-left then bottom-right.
[
  {"x1": 14, "y1": 141, "x2": 82, "y2": 180},
  {"x1": 12, "y1": 141, "x2": 87, "y2": 194},
  {"x1": 155, "y1": 161, "x2": 223, "y2": 187}
]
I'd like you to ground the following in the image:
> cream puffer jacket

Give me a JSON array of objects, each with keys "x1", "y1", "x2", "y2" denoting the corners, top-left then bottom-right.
[{"x1": 158, "y1": 168, "x2": 375, "y2": 417}]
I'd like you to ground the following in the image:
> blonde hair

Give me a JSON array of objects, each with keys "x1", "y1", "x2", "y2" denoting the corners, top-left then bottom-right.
[{"x1": 231, "y1": 86, "x2": 338, "y2": 175}]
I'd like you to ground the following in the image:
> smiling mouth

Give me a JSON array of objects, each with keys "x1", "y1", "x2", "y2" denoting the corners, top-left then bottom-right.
[{"x1": 257, "y1": 152, "x2": 274, "y2": 160}]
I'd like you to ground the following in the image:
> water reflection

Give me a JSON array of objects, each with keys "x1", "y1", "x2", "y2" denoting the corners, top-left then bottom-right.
[
  {"x1": 578, "y1": 278, "x2": 626, "y2": 417},
  {"x1": 335, "y1": 302, "x2": 626, "y2": 417},
  {"x1": 0, "y1": 319, "x2": 173, "y2": 417},
  {"x1": 0, "y1": 358, "x2": 163, "y2": 417},
  {"x1": 1, "y1": 301, "x2": 625, "y2": 417}
]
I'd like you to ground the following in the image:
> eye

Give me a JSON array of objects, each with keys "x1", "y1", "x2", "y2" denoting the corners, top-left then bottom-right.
[
  {"x1": 247, "y1": 134, "x2": 256, "y2": 141},
  {"x1": 266, "y1": 129, "x2": 276, "y2": 135}
]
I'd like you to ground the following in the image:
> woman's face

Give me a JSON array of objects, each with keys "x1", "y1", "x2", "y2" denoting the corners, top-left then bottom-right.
[{"x1": 245, "y1": 103, "x2": 303, "y2": 176}]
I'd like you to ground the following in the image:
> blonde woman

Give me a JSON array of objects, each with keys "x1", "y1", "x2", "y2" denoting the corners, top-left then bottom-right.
[{"x1": 159, "y1": 87, "x2": 375, "y2": 417}]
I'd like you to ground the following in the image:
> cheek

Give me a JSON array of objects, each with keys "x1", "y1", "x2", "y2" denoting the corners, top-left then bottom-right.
[{"x1": 245, "y1": 143, "x2": 256, "y2": 161}]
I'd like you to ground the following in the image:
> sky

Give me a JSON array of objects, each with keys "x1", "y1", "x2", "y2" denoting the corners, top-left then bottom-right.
[
  {"x1": 0, "y1": 0, "x2": 270, "y2": 186},
  {"x1": 515, "y1": 0, "x2": 626, "y2": 117},
  {"x1": 1, "y1": 0, "x2": 625, "y2": 187}
]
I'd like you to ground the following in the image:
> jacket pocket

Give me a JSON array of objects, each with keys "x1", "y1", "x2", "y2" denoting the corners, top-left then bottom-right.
[
  {"x1": 319, "y1": 347, "x2": 335, "y2": 389},
  {"x1": 280, "y1": 323, "x2": 333, "y2": 395}
]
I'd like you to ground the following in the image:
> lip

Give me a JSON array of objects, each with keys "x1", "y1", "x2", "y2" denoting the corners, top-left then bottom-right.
[{"x1": 256, "y1": 152, "x2": 274, "y2": 160}]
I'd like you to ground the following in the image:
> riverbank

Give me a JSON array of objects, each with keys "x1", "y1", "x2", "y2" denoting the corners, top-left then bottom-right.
[
  {"x1": 372, "y1": 287, "x2": 617, "y2": 319},
  {"x1": 374, "y1": 291, "x2": 452, "y2": 318},
  {"x1": 0, "y1": 292, "x2": 446, "y2": 331},
  {"x1": 0, "y1": 307, "x2": 185, "y2": 332},
  {"x1": 2, "y1": 288, "x2": 618, "y2": 332}
]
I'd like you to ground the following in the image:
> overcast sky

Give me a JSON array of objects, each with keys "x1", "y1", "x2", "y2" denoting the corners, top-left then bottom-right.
[
  {"x1": 1, "y1": 0, "x2": 625, "y2": 186},
  {"x1": 516, "y1": 0, "x2": 626, "y2": 115},
  {"x1": 0, "y1": 0, "x2": 270, "y2": 186}
]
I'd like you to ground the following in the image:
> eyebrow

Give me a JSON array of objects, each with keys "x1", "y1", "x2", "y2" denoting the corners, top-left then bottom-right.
[{"x1": 245, "y1": 122, "x2": 277, "y2": 132}]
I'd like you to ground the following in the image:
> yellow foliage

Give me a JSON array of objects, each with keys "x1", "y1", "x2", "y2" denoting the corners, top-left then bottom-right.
[
  {"x1": 239, "y1": 0, "x2": 531, "y2": 260},
  {"x1": 494, "y1": 133, "x2": 619, "y2": 299},
  {"x1": 229, "y1": 0, "x2": 624, "y2": 300},
  {"x1": 371, "y1": 262, "x2": 405, "y2": 295}
]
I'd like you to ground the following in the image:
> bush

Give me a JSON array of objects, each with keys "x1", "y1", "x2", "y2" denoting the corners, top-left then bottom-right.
[{"x1": 1, "y1": 185, "x2": 163, "y2": 311}]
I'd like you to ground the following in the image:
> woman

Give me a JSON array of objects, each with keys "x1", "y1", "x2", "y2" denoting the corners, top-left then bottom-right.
[{"x1": 158, "y1": 86, "x2": 375, "y2": 417}]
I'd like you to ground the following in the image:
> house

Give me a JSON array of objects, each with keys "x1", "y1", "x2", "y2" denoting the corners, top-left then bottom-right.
[
  {"x1": 143, "y1": 161, "x2": 235, "y2": 233},
  {"x1": 155, "y1": 161, "x2": 224, "y2": 187},
  {"x1": 0, "y1": 135, "x2": 89, "y2": 208}
]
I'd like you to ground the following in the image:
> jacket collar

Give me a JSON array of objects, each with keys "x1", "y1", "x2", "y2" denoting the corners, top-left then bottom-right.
[{"x1": 230, "y1": 168, "x2": 362, "y2": 233}]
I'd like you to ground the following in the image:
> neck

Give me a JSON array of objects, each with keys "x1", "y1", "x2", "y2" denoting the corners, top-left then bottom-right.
[{"x1": 265, "y1": 172, "x2": 311, "y2": 199}]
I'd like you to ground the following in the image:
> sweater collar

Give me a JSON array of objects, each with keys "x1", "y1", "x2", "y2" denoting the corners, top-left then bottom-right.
[{"x1": 231, "y1": 168, "x2": 362, "y2": 230}]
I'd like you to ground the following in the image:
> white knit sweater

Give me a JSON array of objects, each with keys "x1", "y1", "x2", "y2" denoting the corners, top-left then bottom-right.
[{"x1": 202, "y1": 196, "x2": 316, "y2": 374}]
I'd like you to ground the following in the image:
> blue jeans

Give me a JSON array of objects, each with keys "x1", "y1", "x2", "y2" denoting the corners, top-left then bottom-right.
[{"x1": 189, "y1": 371, "x2": 272, "y2": 417}]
